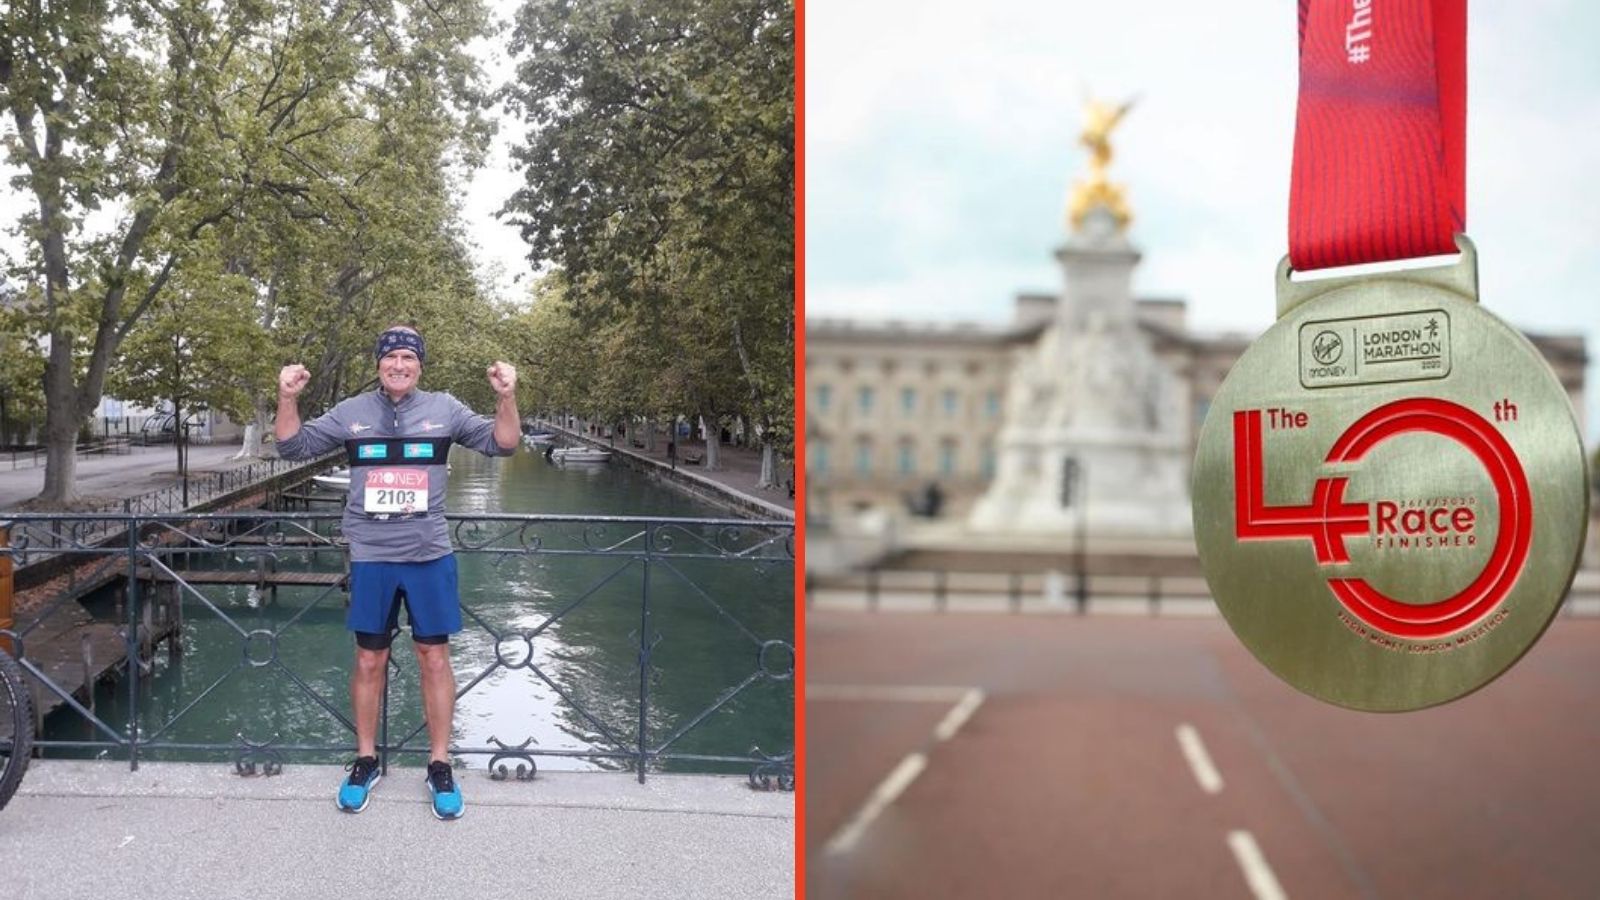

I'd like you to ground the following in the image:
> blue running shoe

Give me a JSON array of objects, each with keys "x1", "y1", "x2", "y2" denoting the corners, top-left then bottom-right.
[
  {"x1": 337, "y1": 755, "x2": 381, "y2": 813},
  {"x1": 426, "y1": 760, "x2": 464, "y2": 820}
]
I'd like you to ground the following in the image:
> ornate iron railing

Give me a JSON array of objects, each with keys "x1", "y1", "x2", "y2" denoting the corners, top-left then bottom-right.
[
  {"x1": 0, "y1": 511, "x2": 794, "y2": 789},
  {"x1": 7, "y1": 455, "x2": 338, "y2": 568}
]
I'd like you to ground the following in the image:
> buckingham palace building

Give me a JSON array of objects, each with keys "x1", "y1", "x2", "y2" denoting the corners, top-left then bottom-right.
[{"x1": 804, "y1": 298, "x2": 1589, "y2": 521}]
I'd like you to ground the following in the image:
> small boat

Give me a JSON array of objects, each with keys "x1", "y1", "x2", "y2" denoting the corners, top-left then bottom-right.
[
  {"x1": 312, "y1": 468, "x2": 351, "y2": 490},
  {"x1": 549, "y1": 447, "x2": 611, "y2": 463},
  {"x1": 523, "y1": 431, "x2": 557, "y2": 447}
]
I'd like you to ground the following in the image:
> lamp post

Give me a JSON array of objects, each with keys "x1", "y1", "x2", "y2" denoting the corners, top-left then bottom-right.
[
  {"x1": 1061, "y1": 456, "x2": 1088, "y2": 613},
  {"x1": 180, "y1": 421, "x2": 190, "y2": 507}
]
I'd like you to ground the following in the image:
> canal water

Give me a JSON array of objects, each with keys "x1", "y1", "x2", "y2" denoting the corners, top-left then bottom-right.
[{"x1": 45, "y1": 447, "x2": 794, "y2": 774}]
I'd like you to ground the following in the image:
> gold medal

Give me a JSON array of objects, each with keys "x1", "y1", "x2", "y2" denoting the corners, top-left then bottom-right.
[{"x1": 1193, "y1": 239, "x2": 1588, "y2": 710}]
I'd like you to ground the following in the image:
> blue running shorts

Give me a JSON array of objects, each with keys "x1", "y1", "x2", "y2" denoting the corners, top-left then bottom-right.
[{"x1": 347, "y1": 554, "x2": 462, "y2": 639}]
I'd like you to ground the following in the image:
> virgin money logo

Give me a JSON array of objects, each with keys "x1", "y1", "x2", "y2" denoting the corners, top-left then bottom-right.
[
  {"x1": 1311, "y1": 330, "x2": 1343, "y2": 365},
  {"x1": 1233, "y1": 398, "x2": 1531, "y2": 640}
]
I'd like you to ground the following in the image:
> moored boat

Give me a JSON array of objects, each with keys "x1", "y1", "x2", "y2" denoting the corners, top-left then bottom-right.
[{"x1": 549, "y1": 447, "x2": 611, "y2": 463}]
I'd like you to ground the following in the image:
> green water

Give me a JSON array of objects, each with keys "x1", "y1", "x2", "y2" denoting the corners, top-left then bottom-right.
[{"x1": 45, "y1": 448, "x2": 795, "y2": 774}]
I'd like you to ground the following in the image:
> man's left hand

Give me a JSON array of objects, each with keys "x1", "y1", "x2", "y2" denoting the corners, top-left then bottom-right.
[{"x1": 488, "y1": 361, "x2": 518, "y2": 398}]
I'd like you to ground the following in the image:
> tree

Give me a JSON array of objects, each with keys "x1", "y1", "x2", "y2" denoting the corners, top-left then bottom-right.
[
  {"x1": 1, "y1": 0, "x2": 495, "y2": 502},
  {"x1": 106, "y1": 245, "x2": 266, "y2": 478},
  {"x1": 1, "y1": 0, "x2": 255, "y2": 504},
  {"x1": 502, "y1": 0, "x2": 794, "y2": 478},
  {"x1": 0, "y1": 279, "x2": 47, "y2": 447}
]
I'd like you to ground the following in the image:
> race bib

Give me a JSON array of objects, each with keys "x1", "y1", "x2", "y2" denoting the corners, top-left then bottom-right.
[{"x1": 363, "y1": 467, "x2": 429, "y2": 515}]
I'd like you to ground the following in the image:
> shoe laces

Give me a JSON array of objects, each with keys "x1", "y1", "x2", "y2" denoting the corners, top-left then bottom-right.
[
  {"x1": 346, "y1": 755, "x2": 379, "y2": 786},
  {"x1": 427, "y1": 760, "x2": 456, "y2": 794}
]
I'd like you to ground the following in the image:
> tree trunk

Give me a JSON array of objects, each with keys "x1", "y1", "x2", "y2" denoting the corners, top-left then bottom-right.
[
  {"x1": 702, "y1": 414, "x2": 721, "y2": 471},
  {"x1": 644, "y1": 416, "x2": 657, "y2": 453},
  {"x1": 758, "y1": 441, "x2": 776, "y2": 489},
  {"x1": 171, "y1": 390, "x2": 184, "y2": 480},
  {"x1": 37, "y1": 338, "x2": 82, "y2": 506},
  {"x1": 39, "y1": 412, "x2": 80, "y2": 507},
  {"x1": 233, "y1": 400, "x2": 269, "y2": 459}
]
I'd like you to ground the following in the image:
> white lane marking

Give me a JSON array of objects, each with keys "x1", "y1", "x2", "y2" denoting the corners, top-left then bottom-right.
[
  {"x1": 1176, "y1": 723, "x2": 1225, "y2": 795},
  {"x1": 1228, "y1": 830, "x2": 1289, "y2": 900},
  {"x1": 814, "y1": 683, "x2": 987, "y2": 856},
  {"x1": 933, "y1": 689, "x2": 986, "y2": 742},
  {"x1": 824, "y1": 752, "x2": 928, "y2": 856}
]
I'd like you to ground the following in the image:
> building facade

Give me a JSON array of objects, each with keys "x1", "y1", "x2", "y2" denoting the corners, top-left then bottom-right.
[{"x1": 805, "y1": 299, "x2": 1589, "y2": 518}]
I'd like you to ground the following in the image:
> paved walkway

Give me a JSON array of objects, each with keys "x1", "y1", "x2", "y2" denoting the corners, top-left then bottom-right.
[
  {"x1": 540, "y1": 422, "x2": 794, "y2": 518},
  {"x1": 0, "y1": 442, "x2": 270, "y2": 510},
  {"x1": 2, "y1": 760, "x2": 793, "y2": 899}
]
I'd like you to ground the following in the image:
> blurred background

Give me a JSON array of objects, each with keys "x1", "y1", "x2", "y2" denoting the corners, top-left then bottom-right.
[{"x1": 803, "y1": 2, "x2": 1600, "y2": 897}]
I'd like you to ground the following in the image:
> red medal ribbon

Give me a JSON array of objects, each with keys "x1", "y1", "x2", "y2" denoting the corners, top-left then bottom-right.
[{"x1": 1290, "y1": 0, "x2": 1466, "y2": 271}]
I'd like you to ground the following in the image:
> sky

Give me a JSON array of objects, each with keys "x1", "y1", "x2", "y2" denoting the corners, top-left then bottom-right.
[
  {"x1": 805, "y1": 0, "x2": 1600, "y2": 444},
  {"x1": 461, "y1": 1, "x2": 539, "y2": 306}
]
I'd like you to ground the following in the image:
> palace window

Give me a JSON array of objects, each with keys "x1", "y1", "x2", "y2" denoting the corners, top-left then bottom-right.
[
  {"x1": 812, "y1": 440, "x2": 829, "y2": 474},
  {"x1": 897, "y1": 440, "x2": 916, "y2": 475}
]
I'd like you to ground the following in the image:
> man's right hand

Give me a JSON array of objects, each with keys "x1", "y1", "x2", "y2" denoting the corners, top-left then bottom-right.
[{"x1": 279, "y1": 364, "x2": 311, "y2": 399}]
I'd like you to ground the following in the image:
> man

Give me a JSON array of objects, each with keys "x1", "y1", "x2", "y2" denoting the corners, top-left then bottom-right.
[{"x1": 275, "y1": 325, "x2": 519, "y2": 819}]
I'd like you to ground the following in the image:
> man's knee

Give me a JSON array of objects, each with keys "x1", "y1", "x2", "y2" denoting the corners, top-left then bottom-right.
[
  {"x1": 413, "y1": 638, "x2": 451, "y2": 671},
  {"x1": 353, "y1": 645, "x2": 390, "y2": 677}
]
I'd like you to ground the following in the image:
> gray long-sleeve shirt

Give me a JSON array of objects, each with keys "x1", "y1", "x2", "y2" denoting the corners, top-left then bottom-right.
[{"x1": 277, "y1": 388, "x2": 516, "y2": 562}]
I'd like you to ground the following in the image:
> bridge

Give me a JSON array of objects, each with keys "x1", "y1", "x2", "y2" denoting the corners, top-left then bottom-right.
[{"x1": 0, "y1": 509, "x2": 795, "y2": 898}]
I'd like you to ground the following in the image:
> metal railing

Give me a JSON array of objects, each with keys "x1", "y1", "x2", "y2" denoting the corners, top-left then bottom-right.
[
  {"x1": 0, "y1": 511, "x2": 795, "y2": 789},
  {"x1": 809, "y1": 565, "x2": 1600, "y2": 618},
  {"x1": 5, "y1": 454, "x2": 338, "y2": 569},
  {"x1": 811, "y1": 567, "x2": 1207, "y2": 615}
]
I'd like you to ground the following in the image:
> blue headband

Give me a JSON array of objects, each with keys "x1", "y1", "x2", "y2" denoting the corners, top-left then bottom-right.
[{"x1": 375, "y1": 329, "x2": 425, "y2": 364}]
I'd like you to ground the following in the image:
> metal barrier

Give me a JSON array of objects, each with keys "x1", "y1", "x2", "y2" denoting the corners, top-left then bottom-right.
[
  {"x1": 812, "y1": 566, "x2": 1600, "y2": 618},
  {"x1": 820, "y1": 568, "x2": 1217, "y2": 615},
  {"x1": 6, "y1": 455, "x2": 338, "y2": 569},
  {"x1": 0, "y1": 512, "x2": 795, "y2": 790}
]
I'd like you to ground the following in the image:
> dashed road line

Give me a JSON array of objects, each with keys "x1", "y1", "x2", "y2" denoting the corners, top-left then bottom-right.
[
  {"x1": 1176, "y1": 722, "x2": 1225, "y2": 794},
  {"x1": 812, "y1": 683, "x2": 987, "y2": 856},
  {"x1": 823, "y1": 752, "x2": 928, "y2": 856},
  {"x1": 1228, "y1": 830, "x2": 1288, "y2": 900},
  {"x1": 932, "y1": 688, "x2": 985, "y2": 741}
]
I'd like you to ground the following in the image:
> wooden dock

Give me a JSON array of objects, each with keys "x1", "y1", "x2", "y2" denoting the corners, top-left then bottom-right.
[
  {"x1": 279, "y1": 491, "x2": 343, "y2": 505},
  {"x1": 135, "y1": 567, "x2": 347, "y2": 588},
  {"x1": 218, "y1": 534, "x2": 340, "y2": 547},
  {"x1": 17, "y1": 588, "x2": 180, "y2": 725}
]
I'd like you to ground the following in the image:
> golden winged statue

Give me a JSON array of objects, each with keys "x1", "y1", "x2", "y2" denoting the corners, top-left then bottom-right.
[{"x1": 1068, "y1": 96, "x2": 1136, "y2": 233}]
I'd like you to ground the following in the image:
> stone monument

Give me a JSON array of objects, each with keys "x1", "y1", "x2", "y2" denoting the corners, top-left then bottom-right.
[{"x1": 967, "y1": 98, "x2": 1192, "y2": 538}]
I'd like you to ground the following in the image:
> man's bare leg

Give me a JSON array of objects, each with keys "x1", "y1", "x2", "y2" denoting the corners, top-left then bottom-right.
[
  {"x1": 414, "y1": 641, "x2": 456, "y2": 762},
  {"x1": 351, "y1": 646, "x2": 390, "y2": 757}
]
